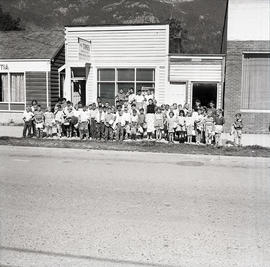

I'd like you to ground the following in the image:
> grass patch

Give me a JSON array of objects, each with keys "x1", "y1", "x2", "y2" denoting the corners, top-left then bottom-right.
[{"x1": 0, "y1": 136, "x2": 269, "y2": 158}]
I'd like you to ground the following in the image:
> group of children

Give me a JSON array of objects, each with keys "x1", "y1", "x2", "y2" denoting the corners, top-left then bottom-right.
[{"x1": 22, "y1": 90, "x2": 243, "y2": 146}]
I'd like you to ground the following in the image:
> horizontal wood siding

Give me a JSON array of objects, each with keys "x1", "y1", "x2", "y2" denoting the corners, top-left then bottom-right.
[
  {"x1": 66, "y1": 25, "x2": 169, "y2": 104},
  {"x1": 51, "y1": 45, "x2": 65, "y2": 106},
  {"x1": 66, "y1": 26, "x2": 168, "y2": 65},
  {"x1": 26, "y1": 72, "x2": 47, "y2": 109},
  {"x1": 170, "y1": 60, "x2": 223, "y2": 82}
]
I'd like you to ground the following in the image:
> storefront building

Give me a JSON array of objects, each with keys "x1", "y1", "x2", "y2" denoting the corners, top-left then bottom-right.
[
  {"x1": 0, "y1": 31, "x2": 64, "y2": 123},
  {"x1": 63, "y1": 24, "x2": 225, "y2": 110},
  {"x1": 224, "y1": 0, "x2": 270, "y2": 133},
  {"x1": 168, "y1": 55, "x2": 225, "y2": 108},
  {"x1": 63, "y1": 24, "x2": 169, "y2": 106}
]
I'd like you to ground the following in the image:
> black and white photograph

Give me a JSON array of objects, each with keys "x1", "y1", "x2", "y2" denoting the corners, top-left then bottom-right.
[{"x1": 0, "y1": 0, "x2": 269, "y2": 266}]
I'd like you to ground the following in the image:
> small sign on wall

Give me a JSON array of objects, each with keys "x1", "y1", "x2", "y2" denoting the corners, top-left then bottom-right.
[
  {"x1": 78, "y1": 37, "x2": 91, "y2": 63},
  {"x1": 0, "y1": 64, "x2": 8, "y2": 71}
]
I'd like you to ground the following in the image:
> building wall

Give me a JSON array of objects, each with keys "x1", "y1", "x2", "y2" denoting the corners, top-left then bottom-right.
[
  {"x1": 50, "y1": 45, "x2": 65, "y2": 106},
  {"x1": 64, "y1": 25, "x2": 169, "y2": 104},
  {"x1": 228, "y1": 0, "x2": 270, "y2": 41},
  {"x1": 169, "y1": 56, "x2": 225, "y2": 108},
  {"x1": 25, "y1": 72, "x2": 48, "y2": 109},
  {"x1": 224, "y1": 41, "x2": 270, "y2": 133},
  {"x1": 0, "y1": 60, "x2": 51, "y2": 123}
]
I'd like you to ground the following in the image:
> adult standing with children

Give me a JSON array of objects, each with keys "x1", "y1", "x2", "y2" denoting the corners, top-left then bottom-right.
[{"x1": 146, "y1": 98, "x2": 156, "y2": 139}]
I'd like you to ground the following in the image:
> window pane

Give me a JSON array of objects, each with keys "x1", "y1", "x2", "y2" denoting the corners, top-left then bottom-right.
[
  {"x1": 118, "y1": 69, "x2": 135, "y2": 81},
  {"x1": 136, "y1": 69, "x2": 155, "y2": 81},
  {"x1": 136, "y1": 83, "x2": 155, "y2": 92},
  {"x1": 99, "y1": 69, "x2": 115, "y2": 81},
  {"x1": 117, "y1": 83, "x2": 134, "y2": 94},
  {"x1": 10, "y1": 73, "x2": 25, "y2": 102},
  {"x1": 0, "y1": 74, "x2": 8, "y2": 102},
  {"x1": 98, "y1": 83, "x2": 115, "y2": 106},
  {"x1": 242, "y1": 54, "x2": 270, "y2": 110}
]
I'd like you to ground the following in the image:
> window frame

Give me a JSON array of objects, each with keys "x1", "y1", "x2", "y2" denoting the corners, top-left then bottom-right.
[
  {"x1": 0, "y1": 71, "x2": 26, "y2": 112},
  {"x1": 240, "y1": 52, "x2": 270, "y2": 113},
  {"x1": 97, "y1": 67, "x2": 156, "y2": 99}
]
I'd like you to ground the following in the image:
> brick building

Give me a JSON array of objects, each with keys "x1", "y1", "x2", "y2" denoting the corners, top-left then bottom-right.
[{"x1": 224, "y1": 0, "x2": 270, "y2": 133}]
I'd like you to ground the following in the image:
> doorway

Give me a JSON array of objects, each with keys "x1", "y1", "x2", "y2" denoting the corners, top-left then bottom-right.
[
  {"x1": 72, "y1": 80, "x2": 86, "y2": 106},
  {"x1": 192, "y1": 83, "x2": 217, "y2": 108}
]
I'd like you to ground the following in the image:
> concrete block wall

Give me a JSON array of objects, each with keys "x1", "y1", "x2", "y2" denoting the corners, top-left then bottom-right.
[{"x1": 224, "y1": 41, "x2": 270, "y2": 133}]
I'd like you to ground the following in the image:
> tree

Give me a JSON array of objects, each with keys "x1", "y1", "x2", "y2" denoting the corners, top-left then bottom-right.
[
  {"x1": 0, "y1": 5, "x2": 22, "y2": 31},
  {"x1": 168, "y1": 18, "x2": 188, "y2": 53}
]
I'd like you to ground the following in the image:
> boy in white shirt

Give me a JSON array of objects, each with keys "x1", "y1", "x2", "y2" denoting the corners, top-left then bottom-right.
[
  {"x1": 22, "y1": 106, "x2": 34, "y2": 138},
  {"x1": 78, "y1": 106, "x2": 90, "y2": 140},
  {"x1": 54, "y1": 104, "x2": 64, "y2": 138},
  {"x1": 135, "y1": 90, "x2": 144, "y2": 110}
]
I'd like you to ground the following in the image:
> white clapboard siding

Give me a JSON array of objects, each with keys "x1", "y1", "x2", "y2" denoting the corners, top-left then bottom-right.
[
  {"x1": 65, "y1": 25, "x2": 169, "y2": 64},
  {"x1": 228, "y1": 0, "x2": 270, "y2": 41},
  {"x1": 169, "y1": 58, "x2": 223, "y2": 82}
]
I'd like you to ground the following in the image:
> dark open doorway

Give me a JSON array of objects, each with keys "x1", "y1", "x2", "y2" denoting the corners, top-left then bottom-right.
[
  {"x1": 72, "y1": 80, "x2": 86, "y2": 106},
  {"x1": 192, "y1": 83, "x2": 217, "y2": 108}
]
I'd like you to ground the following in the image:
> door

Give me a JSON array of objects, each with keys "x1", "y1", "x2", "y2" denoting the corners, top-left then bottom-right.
[{"x1": 167, "y1": 82, "x2": 187, "y2": 105}]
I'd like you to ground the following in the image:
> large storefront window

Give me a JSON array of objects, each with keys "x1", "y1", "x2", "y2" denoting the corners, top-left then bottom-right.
[
  {"x1": 0, "y1": 73, "x2": 25, "y2": 111},
  {"x1": 97, "y1": 68, "x2": 155, "y2": 104},
  {"x1": 241, "y1": 53, "x2": 270, "y2": 110}
]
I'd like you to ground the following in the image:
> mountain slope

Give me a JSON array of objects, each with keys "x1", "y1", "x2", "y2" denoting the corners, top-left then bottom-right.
[{"x1": 0, "y1": 0, "x2": 227, "y2": 53}]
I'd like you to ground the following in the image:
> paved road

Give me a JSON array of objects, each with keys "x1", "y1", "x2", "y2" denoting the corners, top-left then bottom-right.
[{"x1": 0, "y1": 146, "x2": 270, "y2": 267}]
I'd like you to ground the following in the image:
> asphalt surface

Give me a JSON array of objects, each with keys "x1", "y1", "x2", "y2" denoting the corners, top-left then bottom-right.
[{"x1": 0, "y1": 146, "x2": 270, "y2": 267}]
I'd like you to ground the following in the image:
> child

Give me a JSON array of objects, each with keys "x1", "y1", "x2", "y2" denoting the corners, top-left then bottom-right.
[
  {"x1": 104, "y1": 107, "x2": 115, "y2": 141},
  {"x1": 22, "y1": 106, "x2": 34, "y2": 138},
  {"x1": 130, "y1": 109, "x2": 138, "y2": 140},
  {"x1": 78, "y1": 106, "x2": 90, "y2": 140},
  {"x1": 137, "y1": 108, "x2": 146, "y2": 139},
  {"x1": 44, "y1": 106, "x2": 55, "y2": 138},
  {"x1": 167, "y1": 111, "x2": 176, "y2": 143},
  {"x1": 135, "y1": 90, "x2": 144, "y2": 110},
  {"x1": 194, "y1": 108, "x2": 204, "y2": 144},
  {"x1": 96, "y1": 105, "x2": 105, "y2": 140},
  {"x1": 176, "y1": 110, "x2": 186, "y2": 143},
  {"x1": 34, "y1": 105, "x2": 44, "y2": 138},
  {"x1": 231, "y1": 113, "x2": 243, "y2": 146},
  {"x1": 115, "y1": 110, "x2": 125, "y2": 141},
  {"x1": 185, "y1": 111, "x2": 195, "y2": 144},
  {"x1": 89, "y1": 103, "x2": 98, "y2": 140},
  {"x1": 64, "y1": 106, "x2": 74, "y2": 138},
  {"x1": 214, "y1": 109, "x2": 225, "y2": 147},
  {"x1": 54, "y1": 105, "x2": 64, "y2": 138},
  {"x1": 123, "y1": 105, "x2": 131, "y2": 139},
  {"x1": 204, "y1": 110, "x2": 215, "y2": 145},
  {"x1": 154, "y1": 107, "x2": 164, "y2": 140}
]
